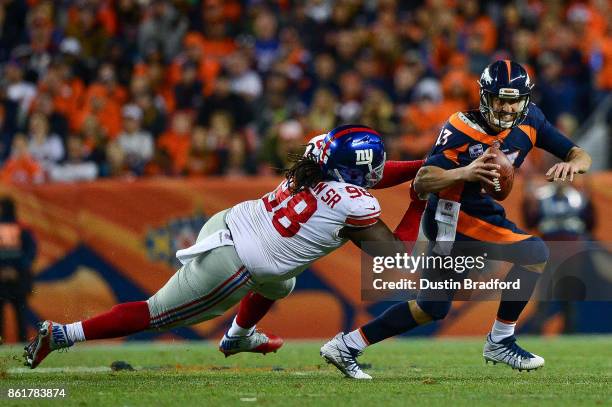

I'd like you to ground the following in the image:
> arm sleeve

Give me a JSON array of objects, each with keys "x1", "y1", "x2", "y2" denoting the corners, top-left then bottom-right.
[
  {"x1": 533, "y1": 106, "x2": 577, "y2": 160},
  {"x1": 372, "y1": 160, "x2": 424, "y2": 189}
]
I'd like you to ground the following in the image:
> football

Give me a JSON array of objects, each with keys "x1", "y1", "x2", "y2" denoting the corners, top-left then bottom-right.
[{"x1": 481, "y1": 143, "x2": 514, "y2": 201}]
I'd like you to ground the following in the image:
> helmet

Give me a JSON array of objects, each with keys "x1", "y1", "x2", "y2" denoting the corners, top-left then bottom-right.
[
  {"x1": 319, "y1": 124, "x2": 386, "y2": 188},
  {"x1": 478, "y1": 60, "x2": 533, "y2": 130}
]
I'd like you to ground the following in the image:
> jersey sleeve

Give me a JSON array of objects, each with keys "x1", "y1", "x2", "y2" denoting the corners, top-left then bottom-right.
[
  {"x1": 424, "y1": 122, "x2": 470, "y2": 170},
  {"x1": 531, "y1": 104, "x2": 576, "y2": 160},
  {"x1": 341, "y1": 186, "x2": 382, "y2": 228}
]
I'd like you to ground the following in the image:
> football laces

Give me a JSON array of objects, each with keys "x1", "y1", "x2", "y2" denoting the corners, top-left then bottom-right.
[{"x1": 492, "y1": 178, "x2": 501, "y2": 192}]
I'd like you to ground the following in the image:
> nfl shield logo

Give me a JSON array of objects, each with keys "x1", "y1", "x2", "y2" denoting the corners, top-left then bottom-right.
[{"x1": 469, "y1": 144, "x2": 484, "y2": 158}]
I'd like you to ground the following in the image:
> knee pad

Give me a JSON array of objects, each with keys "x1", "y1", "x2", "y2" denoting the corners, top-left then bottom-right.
[
  {"x1": 255, "y1": 277, "x2": 296, "y2": 300},
  {"x1": 416, "y1": 300, "x2": 451, "y2": 321}
]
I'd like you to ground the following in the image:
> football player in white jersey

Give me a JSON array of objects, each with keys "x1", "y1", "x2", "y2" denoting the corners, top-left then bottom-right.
[{"x1": 24, "y1": 125, "x2": 422, "y2": 370}]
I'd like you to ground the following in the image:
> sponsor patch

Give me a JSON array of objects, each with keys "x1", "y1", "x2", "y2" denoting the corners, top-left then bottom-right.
[{"x1": 469, "y1": 144, "x2": 484, "y2": 158}]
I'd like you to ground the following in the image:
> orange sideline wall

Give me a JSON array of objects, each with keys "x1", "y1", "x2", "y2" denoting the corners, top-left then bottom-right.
[{"x1": 0, "y1": 173, "x2": 610, "y2": 342}]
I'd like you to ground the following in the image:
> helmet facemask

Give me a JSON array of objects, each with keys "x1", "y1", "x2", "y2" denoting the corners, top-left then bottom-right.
[
  {"x1": 329, "y1": 152, "x2": 386, "y2": 189},
  {"x1": 364, "y1": 152, "x2": 386, "y2": 188},
  {"x1": 480, "y1": 89, "x2": 530, "y2": 130}
]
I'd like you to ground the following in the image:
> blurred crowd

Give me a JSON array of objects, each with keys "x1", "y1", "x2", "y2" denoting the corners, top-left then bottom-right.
[{"x1": 0, "y1": 0, "x2": 610, "y2": 183}]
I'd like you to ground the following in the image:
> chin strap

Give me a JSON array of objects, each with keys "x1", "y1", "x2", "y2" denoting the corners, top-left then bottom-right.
[
  {"x1": 488, "y1": 111, "x2": 514, "y2": 129},
  {"x1": 333, "y1": 169, "x2": 345, "y2": 183}
]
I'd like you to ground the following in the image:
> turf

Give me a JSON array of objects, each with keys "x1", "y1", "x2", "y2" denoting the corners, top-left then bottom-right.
[{"x1": 0, "y1": 336, "x2": 610, "y2": 406}]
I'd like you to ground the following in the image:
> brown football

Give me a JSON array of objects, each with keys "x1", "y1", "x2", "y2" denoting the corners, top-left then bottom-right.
[{"x1": 481, "y1": 144, "x2": 514, "y2": 201}]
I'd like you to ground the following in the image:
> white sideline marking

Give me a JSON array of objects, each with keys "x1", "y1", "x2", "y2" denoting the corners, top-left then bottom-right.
[{"x1": 8, "y1": 366, "x2": 112, "y2": 374}]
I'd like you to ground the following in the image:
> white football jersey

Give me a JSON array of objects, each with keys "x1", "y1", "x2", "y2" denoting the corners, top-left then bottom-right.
[{"x1": 226, "y1": 136, "x2": 381, "y2": 281}]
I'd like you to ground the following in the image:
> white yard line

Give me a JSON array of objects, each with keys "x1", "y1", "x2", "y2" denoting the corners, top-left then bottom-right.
[{"x1": 8, "y1": 366, "x2": 113, "y2": 374}]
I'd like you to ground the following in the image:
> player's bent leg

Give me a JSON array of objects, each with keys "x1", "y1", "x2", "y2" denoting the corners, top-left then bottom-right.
[
  {"x1": 26, "y1": 263, "x2": 239, "y2": 370},
  {"x1": 219, "y1": 278, "x2": 295, "y2": 357},
  {"x1": 483, "y1": 236, "x2": 548, "y2": 371},
  {"x1": 322, "y1": 249, "x2": 459, "y2": 380},
  {"x1": 320, "y1": 299, "x2": 449, "y2": 380},
  {"x1": 25, "y1": 254, "x2": 248, "y2": 370},
  {"x1": 25, "y1": 210, "x2": 256, "y2": 369}
]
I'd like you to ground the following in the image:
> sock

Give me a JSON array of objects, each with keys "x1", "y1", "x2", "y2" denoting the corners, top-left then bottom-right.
[
  {"x1": 65, "y1": 322, "x2": 86, "y2": 343},
  {"x1": 497, "y1": 264, "x2": 540, "y2": 322},
  {"x1": 343, "y1": 329, "x2": 369, "y2": 352},
  {"x1": 360, "y1": 301, "x2": 420, "y2": 345},
  {"x1": 228, "y1": 316, "x2": 254, "y2": 337},
  {"x1": 81, "y1": 301, "x2": 151, "y2": 340},
  {"x1": 490, "y1": 318, "x2": 516, "y2": 342},
  {"x1": 372, "y1": 160, "x2": 424, "y2": 189},
  {"x1": 230, "y1": 292, "x2": 275, "y2": 336}
]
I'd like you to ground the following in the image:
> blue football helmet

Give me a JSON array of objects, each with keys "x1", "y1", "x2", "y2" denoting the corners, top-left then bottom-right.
[
  {"x1": 478, "y1": 60, "x2": 534, "y2": 129},
  {"x1": 319, "y1": 124, "x2": 386, "y2": 188}
]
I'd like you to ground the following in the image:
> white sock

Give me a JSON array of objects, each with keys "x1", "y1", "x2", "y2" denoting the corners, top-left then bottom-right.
[
  {"x1": 227, "y1": 316, "x2": 254, "y2": 337},
  {"x1": 490, "y1": 319, "x2": 516, "y2": 342},
  {"x1": 65, "y1": 322, "x2": 86, "y2": 342},
  {"x1": 343, "y1": 329, "x2": 368, "y2": 352}
]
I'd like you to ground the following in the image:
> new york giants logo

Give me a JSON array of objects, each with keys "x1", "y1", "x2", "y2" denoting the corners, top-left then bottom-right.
[{"x1": 355, "y1": 149, "x2": 373, "y2": 165}]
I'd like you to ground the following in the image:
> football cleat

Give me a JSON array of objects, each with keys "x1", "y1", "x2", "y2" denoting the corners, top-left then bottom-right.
[
  {"x1": 23, "y1": 320, "x2": 73, "y2": 369},
  {"x1": 483, "y1": 334, "x2": 544, "y2": 371},
  {"x1": 218, "y1": 330, "x2": 283, "y2": 357},
  {"x1": 320, "y1": 333, "x2": 372, "y2": 379}
]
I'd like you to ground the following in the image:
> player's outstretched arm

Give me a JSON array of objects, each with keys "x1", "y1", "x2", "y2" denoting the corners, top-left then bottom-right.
[
  {"x1": 545, "y1": 146, "x2": 592, "y2": 182},
  {"x1": 371, "y1": 160, "x2": 425, "y2": 189},
  {"x1": 413, "y1": 153, "x2": 500, "y2": 194},
  {"x1": 339, "y1": 220, "x2": 407, "y2": 258}
]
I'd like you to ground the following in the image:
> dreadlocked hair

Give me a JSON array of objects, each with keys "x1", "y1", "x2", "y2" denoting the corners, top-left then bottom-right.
[{"x1": 284, "y1": 150, "x2": 325, "y2": 195}]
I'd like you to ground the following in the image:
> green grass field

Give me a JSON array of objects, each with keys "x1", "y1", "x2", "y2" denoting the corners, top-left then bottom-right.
[{"x1": 1, "y1": 336, "x2": 611, "y2": 406}]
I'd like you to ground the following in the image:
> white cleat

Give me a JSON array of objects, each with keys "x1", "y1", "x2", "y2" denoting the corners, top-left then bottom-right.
[
  {"x1": 320, "y1": 333, "x2": 372, "y2": 379},
  {"x1": 483, "y1": 334, "x2": 545, "y2": 371}
]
